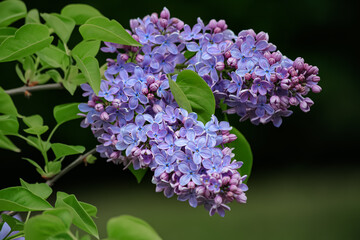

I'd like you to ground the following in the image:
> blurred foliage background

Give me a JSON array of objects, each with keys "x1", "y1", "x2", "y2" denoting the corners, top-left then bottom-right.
[{"x1": 1, "y1": 0, "x2": 359, "y2": 239}]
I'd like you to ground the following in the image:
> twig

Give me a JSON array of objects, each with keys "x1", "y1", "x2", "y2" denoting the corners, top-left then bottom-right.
[
  {"x1": 46, "y1": 148, "x2": 97, "y2": 187},
  {"x1": 5, "y1": 83, "x2": 63, "y2": 96}
]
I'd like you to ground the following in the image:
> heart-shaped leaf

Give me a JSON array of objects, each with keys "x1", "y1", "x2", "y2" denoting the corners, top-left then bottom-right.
[
  {"x1": 61, "y1": 4, "x2": 102, "y2": 25},
  {"x1": 0, "y1": 0, "x2": 27, "y2": 27},
  {"x1": 73, "y1": 55, "x2": 100, "y2": 95},
  {"x1": 51, "y1": 143, "x2": 85, "y2": 159},
  {"x1": 20, "y1": 178, "x2": 52, "y2": 199},
  {"x1": 129, "y1": 165, "x2": 148, "y2": 184}
]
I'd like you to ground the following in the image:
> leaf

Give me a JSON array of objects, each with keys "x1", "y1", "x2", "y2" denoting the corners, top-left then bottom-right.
[
  {"x1": 184, "y1": 50, "x2": 196, "y2": 59},
  {"x1": 107, "y1": 215, "x2": 162, "y2": 240},
  {"x1": 73, "y1": 55, "x2": 100, "y2": 95},
  {"x1": 43, "y1": 208, "x2": 73, "y2": 229},
  {"x1": 23, "y1": 114, "x2": 43, "y2": 127},
  {"x1": 168, "y1": 78, "x2": 192, "y2": 113},
  {"x1": 20, "y1": 178, "x2": 52, "y2": 199},
  {"x1": 26, "y1": 9, "x2": 40, "y2": 24},
  {"x1": 0, "y1": 115, "x2": 19, "y2": 135},
  {"x1": 36, "y1": 45, "x2": 69, "y2": 69},
  {"x1": 0, "y1": 23, "x2": 53, "y2": 62},
  {"x1": 51, "y1": 143, "x2": 85, "y2": 159},
  {"x1": 34, "y1": 73, "x2": 51, "y2": 84},
  {"x1": 0, "y1": 27, "x2": 16, "y2": 44},
  {"x1": 15, "y1": 63, "x2": 26, "y2": 83},
  {"x1": 24, "y1": 126, "x2": 49, "y2": 135},
  {"x1": 53, "y1": 102, "x2": 82, "y2": 125},
  {"x1": 0, "y1": 86, "x2": 18, "y2": 116},
  {"x1": 129, "y1": 165, "x2": 148, "y2": 184},
  {"x1": 225, "y1": 127, "x2": 253, "y2": 183},
  {"x1": 0, "y1": 132, "x2": 20, "y2": 152},
  {"x1": 22, "y1": 157, "x2": 45, "y2": 176},
  {"x1": 79, "y1": 16, "x2": 141, "y2": 46},
  {"x1": 47, "y1": 69, "x2": 62, "y2": 83},
  {"x1": 171, "y1": 70, "x2": 216, "y2": 123},
  {"x1": 41, "y1": 13, "x2": 75, "y2": 43},
  {"x1": 55, "y1": 192, "x2": 99, "y2": 238},
  {"x1": 62, "y1": 66, "x2": 83, "y2": 95},
  {"x1": 0, "y1": 0, "x2": 27, "y2": 27},
  {"x1": 0, "y1": 187, "x2": 52, "y2": 212},
  {"x1": 46, "y1": 161, "x2": 62, "y2": 177},
  {"x1": 0, "y1": 214, "x2": 24, "y2": 232},
  {"x1": 24, "y1": 214, "x2": 68, "y2": 240},
  {"x1": 61, "y1": 4, "x2": 102, "y2": 25},
  {"x1": 72, "y1": 40, "x2": 100, "y2": 60},
  {"x1": 79, "y1": 202, "x2": 97, "y2": 217},
  {"x1": 25, "y1": 135, "x2": 51, "y2": 152}
]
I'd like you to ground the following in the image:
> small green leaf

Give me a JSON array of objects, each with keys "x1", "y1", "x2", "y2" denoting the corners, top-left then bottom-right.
[
  {"x1": 23, "y1": 114, "x2": 43, "y2": 127},
  {"x1": 51, "y1": 143, "x2": 85, "y2": 159},
  {"x1": 72, "y1": 40, "x2": 100, "y2": 60},
  {"x1": 26, "y1": 9, "x2": 40, "y2": 24},
  {"x1": 79, "y1": 202, "x2": 97, "y2": 217},
  {"x1": 0, "y1": 132, "x2": 20, "y2": 152},
  {"x1": 61, "y1": 4, "x2": 102, "y2": 25},
  {"x1": 53, "y1": 102, "x2": 82, "y2": 125},
  {"x1": 24, "y1": 125, "x2": 49, "y2": 135},
  {"x1": 225, "y1": 127, "x2": 253, "y2": 183},
  {"x1": 129, "y1": 165, "x2": 148, "y2": 184},
  {"x1": 0, "y1": 214, "x2": 24, "y2": 232},
  {"x1": 46, "y1": 69, "x2": 62, "y2": 83},
  {"x1": 0, "y1": 0, "x2": 27, "y2": 27},
  {"x1": 168, "y1": 78, "x2": 192, "y2": 113},
  {"x1": 0, "y1": 115, "x2": 19, "y2": 135},
  {"x1": 73, "y1": 55, "x2": 100, "y2": 95},
  {"x1": 25, "y1": 135, "x2": 51, "y2": 152},
  {"x1": 85, "y1": 154, "x2": 96, "y2": 164},
  {"x1": 55, "y1": 192, "x2": 99, "y2": 239},
  {"x1": 79, "y1": 16, "x2": 141, "y2": 46},
  {"x1": 184, "y1": 50, "x2": 196, "y2": 59},
  {"x1": 34, "y1": 73, "x2": 51, "y2": 84},
  {"x1": 0, "y1": 24, "x2": 53, "y2": 62},
  {"x1": 24, "y1": 214, "x2": 68, "y2": 240},
  {"x1": 107, "y1": 215, "x2": 162, "y2": 240},
  {"x1": 0, "y1": 86, "x2": 18, "y2": 116},
  {"x1": 0, "y1": 27, "x2": 16, "y2": 44},
  {"x1": 15, "y1": 63, "x2": 26, "y2": 83},
  {"x1": 171, "y1": 70, "x2": 216, "y2": 123},
  {"x1": 20, "y1": 178, "x2": 52, "y2": 199},
  {"x1": 22, "y1": 157, "x2": 45, "y2": 175},
  {"x1": 0, "y1": 187, "x2": 53, "y2": 212},
  {"x1": 43, "y1": 208, "x2": 73, "y2": 229},
  {"x1": 36, "y1": 45, "x2": 69, "y2": 69},
  {"x1": 46, "y1": 161, "x2": 62, "y2": 177},
  {"x1": 41, "y1": 13, "x2": 75, "y2": 43},
  {"x1": 62, "y1": 66, "x2": 82, "y2": 95}
]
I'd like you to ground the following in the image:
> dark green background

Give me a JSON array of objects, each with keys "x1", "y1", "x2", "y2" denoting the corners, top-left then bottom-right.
[{"x1": 1, "y1": 0, "x2": 359, "y2": 239}]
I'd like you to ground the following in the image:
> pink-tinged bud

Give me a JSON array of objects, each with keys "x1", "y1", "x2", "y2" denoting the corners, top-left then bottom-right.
[
  {"x1": 147, "y1": 93, "x2": 154, "y2": 100},
  {"x1": 159, "y1": 18, "x2": 168, "y2": 28},
  {"x1": 136, "y1": 54, "x2": 144, "y2": 63},
  {"x1": 132, "y1": 147, "x2": 141, "y2": 157},
  {"x1": 235, "y1": 188, "x2": 243, "y2": 195},
  {"x1": 221, "y1": 147, "x2": 232, "y2": 156},
  {"x1": 142, "y1": 88, "x2": 148, "y2": 95},
  {"x1": 176, "y1": 20, "x2": 184, "y2": 30},
  {"x1": 290, "y1": 69, "x2": 298, "y2": 77},
  {"x1": 221, "y1": 130, "x2": 230, "y2": 135},
  {"x1": 171, "y1": 17, "x2": 179, "y2": 24},
  {"x1": 232, "y1": 173, "x2": 241, "y2": 180},
  {"x1": 160, "y1": 172, "x2": 169, "y2": 181},
  {"x1": 247, "y1": 29, "x2": 257, "y2": 38},
  {"x1": 196, "y1": 186, "x2": 205, "y2": 195},
  {"x1": 295, "y1": 84, "x2": 302, "y2": 91},
  {"x1": 131, "y1": 34, "x2": 140, "y2": 42},
  {"x1": 160, "y1": 7, "x2": 170, "y2": 19},
  {"x1": 212, "y1": 173, "x2": 220, "y2": 179},
  {"x1": 149, "y1": 82, "x2": 159, "y2": 92},
  {"x1": 112, "y1": 99, "x2": 121, "y2": 108},
  {"x1": 280, "y1": 96, "x2": 289, "y2": 107},
  {"x1": 229, "y1": 184, "x2": 237, "y2": 192},
  {"x1": 251, "y1": 71, "x2": 258, "y2": 79},
  {"x1": 236, "y1": 193, "x2": 247, "y2": 203},
  {"x1": 214, "y1": 27, "x2": 222, "y2": 34},
  {"x1": 214, "y1": 195, "x2": 223, "y2": 205},
  {"x1": 87, "y1": 100, "x2": 96, "y2": 107},
  {"x1": 226, "y1": 191, "x2": 234, "y2": 198},
  {"x1": 227, "y1": 57, "x2": 237, "y2": 67},
  {"x1": 215, "y1": 61, "x2": 225, "y2": 71},
  {"x1": 294, "y1": 57, "x2": 305, "y2": 71},
  {"x1": 289, "y1": 96, "x2": 298, "y2": 106},
  {"x1": 187, "y1": 181, "x2": 196, "y2": 189},
  {"x1": 270, "y1": 74, "x2": 277, "y2": 83},
  {"x1": 311, "y1": 85, "x2": 322, "y2": 93},
  {"x1": 256, "y1": 31, "x2": 269, "y2": 41},
  {"x1": 292, "y1": 76, "x2": 299, "y2": 85},
  {"x1": 268, "y1": 58, "x2": 276, "y2": 65},
  {"x1": 120, "y1": 54, "x2": 129, "y2": 62},
  {"x1": 178, "y1": 185, "x2": 187, "y2": 191},
  {"x1": 307, "y1": 66, "x2": 319, "y2": 75},
  {"x1": 298, "y1": 74, "x2": 305, "y2": 82},
  {"x1": 208, "y1": 19, "x2": 217, "y2": 29},
  {"x1": 204, "y1": 189, "x2": 211, "y2": 198},
  {"x1": 229, "y1": 179, "x2": 239, "y2": 186},
  {"x1": 222, "y1": 176, "x2": 230, "y2": 185},
  {"x1": 280, "y1": 79, "x2": 291, "y2": 90},
  {"x1": 264, "y1": 51, "x2": 271, "y2": 59},
  {"x1": 300, "y1": 100, "x2": 310, "y2": 112},
  {"x1": 223, "y1": 24, "x2": 228, "y2": 30},
  {"x1": 110, "y1": 151, "x2": 119, "y2": 159},
  {"x1": 217, "y1": 19, "x2": 226, "y2": 29},
  {"x1": 129, "y1": 19, "x2": 139, "y2": 30},
  {"x1": 150, "y1": 13, "x2": 158, "y2": 23},
  {"x1": 153, "y1": 104, "x2": 163, "y2": 113},
  {"x1": 222, "y1": 135, "x2": 230, "y2": 144},
  {"x1": 244, "y1": 73, "x2": 252, "y2": 81},
  {"x1": 272, "y1": 51, "x2": 282, "y2": 61},
  {"x1": 130, "y1": 46, "x2": 139, "y2": 52},
  {"x1": 270, "y1": 95, "x2": 280, "y2": 107},
  {"x1": 228, "y1": 134, "x2": 237, "y2": 142},
  {"x1": 312, "y1": 76, "x2": 320, "y2": 82},
  {"x1": 95, "y1": 103, "x2": 104, "y2": 112},
  {"x1": 100, "y1": 111, "x2": 109, "y2": 121},
  {"x1": 146, "y1": 75, "x2": 155, "y2": 85},
  {"x1": 224, "y1": 50, "x2": 231, "y2": 58}
]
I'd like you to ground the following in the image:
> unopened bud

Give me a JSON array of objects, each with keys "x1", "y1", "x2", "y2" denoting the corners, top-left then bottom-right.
[
  {"x1": 142, "y1": 88, "x2": 148, "y2": 95},
  {"x1": 160, "y1": 172, "x2": 169, "y2": 181},
  {"x1": 136, "y1": 54, "x2": 144, "y2": 63},
  {"x1": 100, "y1": 111, "x2": 109, "y2": 121},
  {"x1": 213, "y1": 27, "x2": 222, "y2": 34},
  {"x1": 311, "y1": 85, "x2": 322, "y2": 93},
  {"x1": 176, "y1": 20, "x2": 184, "y2": 30},
  {"x1": 150, "y1": 13, "x2": 158, "y2": 23},
  {"x1": 147, "y1": 93, "x2": 154, "y2": 100},
  {"x1": 214, "y1": 195, "x2": 223, "y2": 205},
  {"x1": 244, "y1": 73, "x2": 252, "y2": 81},
  {"x1": 222, "y1": 176, "x2": 230, "y2": 185},
  {"x1": 160, "y1": 7, "x2": 170, "y2": 19},
  {"x1": 289, "y1": 97, "x2": 298, "y2": 106},
  {"x1": 159, "y1": 18, "x2": 168, "y2": 28},
  {"x1": 187, "y1": 181, "x2": 196, "y2": 189},
  {"x1": 215, "y1": 61, "x2": 225, "y2": 71},
  {"x1": 149, "y1": 82, "x2": 159, "y2": 92},
  {"x1": 153, "y1": 104, "x2": 163, "y2": 113},
  {"x1": 227, "y1": 57, "x2": 237, "y2": 67},
  {"x1": 224, "y1": 51, "x2": 231, "y2": 58},
  {"x1": 208, "y1": 19, "x2": 217, "y2": 29},
  {"x1": 88, "y1": 100, "x2": 96, "y2": 107},
  {"x1": 112, "y1": 99, "x2": 121, "y2": 108},
  {"x1": 217, "y1": 20, "x2": 226, "y2": 29},
  {"x1": 95, "y1": 103, "x2": 104, "y2": 112}
]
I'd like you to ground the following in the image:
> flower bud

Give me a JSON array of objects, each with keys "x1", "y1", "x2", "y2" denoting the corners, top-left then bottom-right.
[
  {"x1": 226, "y1": 191, "x2": 234, "y2": 198},
  {"x1": 214, "y1": 195, "x2": 223, "y2": 205},
  {"x1": 95, "y1": 103, "x2": 104, "y2": 112},
  {"x1": 221, "y1": 147, "x2": 232, "y2": 156},
  {"x1": 268, "y1": 58, "x2": 276, "y2": 65},
  {"x1": 129, "y1": 19, "x2": 139, "y2": 30},
  {"x1": 244, "y1": 73, "x2": 252, "y2": 81},
  {"x1": 149, "y1": 82, "x2": 159, "y2": 92},
  {"x1": 222, "y1": 135, "x2": 230, "y2": 144},
  {"x1": 217, "y1": 20, "x2": 226, "y2": 29},
  {"x1": 312, "y1": 76, "x2": 320, "y2": 82},
  {"x1": 311, "y1": 85, "x2": 322, "y2": 93},
  {"x1": 136, "y1": 54, "x2": 144, "y2": 63},
  {"x1": 150, "y1": 13, "x2": 158, "y2": 23},
  {"x1": 120, "y1": 54, "x2": 129, "y2": 62},
  {"x1": 307, "y1": 66, "x2": 319, "y2": 75},
  {"x1": 215, "y1": 61, "x2": 225, "y2": 71},
  {"x1": 153, "y1": 104, "x2": 163, "y2": 113},
  {"x1": 227, "y1": 57, "x2": 237, "y2": 67},
  {"x1": 112, "y1": 99, "x2": 121, "y2": 108},
  {"x1": 147, "y1": 93, "x2": 154, "y2": 100},
  {"x1": 132, "y1": 147, "x2": 141, "y2": 157},
  {"x1": 235, "y1": 193, "x2": 247, "y2": 203},
  {"x1": 160, "y1": 7, "x2": 170, "y2": 19},
  {"x1": 229, "y1": 179, "x2": 239, "y2": 186},
  {"x1": 196, "y1": 186, "x2": 205, "y2": 195},
  {"x1": 224, "y1": 50, "x2": 231, "y2": 58},
  {"x1": 272, "y1": 51, "x2": 282, "y2": 61},
  {"x1": 100, "y1": 111, "x2": 109, "y2": 121},
  {"x1": 229, "y1": 184, "x2": 237, "y2": 192},
  {"x1": 88, "y1": 100, "x2": 96, "y2": 107},
  {"x1": 293, "y1": 57, "x2": 305, "y2": 71},
  {"x1": 228, "y1": 134, "x2": 237, "y2": 142},
  {"x1": 256, "y1": 31, "x2": 269, "y2": 41},
  {"x1": 280, "y1": 79, "x2": 291, "y2": 90},
  {"x1": 214, "y1": 27, "x2": 222, "y2": 34},
  {"x1": 289, "y1": 96, "x2": 298, "y2": 106},
  {"x1": 176, "y1": 20, "x2": 184, "y2": 30},
  {"x1": 270, "y1": 74, "x2": 277, "y2": 83},
  {"x1": 300, "y1": 100, "x2": 310, "y2": 112},
  {"x1": 231, "y1": 173, "x2": 241, "y2": 180},
  {"x1": 160, "y1": 172, "x2": 169, "y2": 181},
  {"x1": 264, "y1": 51, "x2": 272, "y2": 59},
  {"x1": 130, "y1": 46, "x2": 139, "y2": 52},
  {"x1": 110, "y1": 151, "x2": 119, "y2": 159},
  {"x1": 146, "y1": 75, "x2": 155, "y2": 85},
  {"x1": 142, "y1": 87, "x2": 149, "y2": 95},
  {"x1": 222, "y1": 176, "x2": 230, "y2": 185},
  {"x1": 208, "y1": 19, "x2": 217, "y2": 29},
  {"x1": 159, "y1": 18, "x2": 168, "y2": 28},
  {"x1": 270, "y1": 95, "x2": 280, "y2": 107},
  {"x1": 187, "y1": 181, "x2": 196, "y2": 189}
]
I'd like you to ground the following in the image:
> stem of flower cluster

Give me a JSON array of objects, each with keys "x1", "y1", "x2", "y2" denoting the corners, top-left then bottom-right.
[{"x1": 5, "y1": 83, "x2": 63, "y2": 96}]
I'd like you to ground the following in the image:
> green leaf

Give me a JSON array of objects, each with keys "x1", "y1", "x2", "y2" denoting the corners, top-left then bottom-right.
[
  {"x1": 61, "y1": 4, "x2": 102, "y2": 25},
  {"x1": 0, "y1": 187, "x2": 52, "y2": 212},
  {"x1": 73, "y1": 55, "x2": 100, "y2": 95},
  {"x1": 0, "y1": 24, "x2": 53, "y2": 62},
  {"x1": 79, "y1": 235, "x2": 91, "y2": 240},
  {"x1": 55, "y1": 192, "x2": 99, "y2": 239},
  {"x1": 0, "y1": 86, "x2": 18, "y2": 116},
  {"x1": 23, "y1": 125, "x2": 49, "y2": 135},
  {"x1": 171, "y1": 70, "x2": 216, "y2": 123},
  {"x1": 62, "y1": 66, "x2": 84, "y2": 95},
  {"x1": 23, "y1": 114, "x2": 43, "y2": 127},
  {"x1": 20, "y1": 178, "x2": 52, "y2": 199},
  {"x1": 15, "y1": 63, "x2": 26, "y2": 83},
  {"x1": 0, "y1": 132, "x2": 20, "y2": 152},
  {"x1": 46, "y1": 161, "x2": 62, "y2": 177},
  {"x1": 41, "y1": 13, "x2": 75, "y2": 43},
  {"x1": 36, "y1": 45, "x2": 69, "y2": 69},
  {"x1": 34, "y1": 73, "x2": 51, "y2": 84},
  {"x1": 53, "y1": 102, "x2": 82, "y2": 125},
  {"x1": 72, "y1": 40, "x2": 100, "y2": 60},
  {"x1": 51, "y1": 143, "x2": 85, "y2": 159},
  {"x1": 0, "y1": 0, "x2": 27, "y2": 27},
  {"x1": 0, "y1": 115, "x2": 19, "y2": 135},
  {"x1": 0, "y1": 27, "x2": 16, "y2": 44},
  {"x1": 107, "y1": 215, "x2": 162, "y2": 240},
  {"x1": 26, "y1": 9, "x2": 40, "y2": 24},
  {"x1": 43, "y1": 208, "x2": 73, "y2": 229},
  {"x1": 79, "y1": 16, "x2": 141, "y2": 46},
  {"x1": 225, "y1": 127, "x2": 253, "y2": 183},
  {"x1": 25, "y1": 135, "x2": 51, "y2": 152},
  {"x1": 79, "y1": 202, "x2": 97, "y2": 217},
  {"x1": 46, "y1": 69, "x2": 62, "y2": 83},
  {"x1": 85, "y1": 154, "x2": 96, "y2": 164},
  {"x1": 184, "y1": 50, "x2": 196, "y2": 59},
  {"x1": 168, "y1": 78, "x2": 192, "y2": 113},
  {"x1": 22, "y1": 157, "x2": 45, "y2": 176},
  {"x1": 24, "y1": 214, "x2": 68, "y2": 240},
  {"x1": 129, "y1": 165, "x2": 148, "y2": 184},
  {"x1": 0, "y1": 214, "x2": 24, "y2": 232}
]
